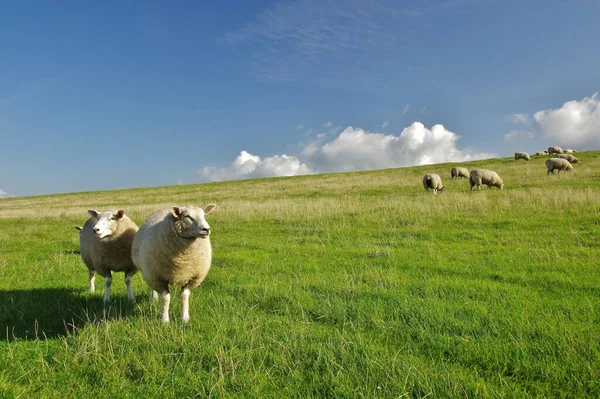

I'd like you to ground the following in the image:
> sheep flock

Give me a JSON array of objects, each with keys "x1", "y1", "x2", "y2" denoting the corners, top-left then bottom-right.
[{"x1": 423, "y1": 145, "x2": 579, "y2": 195}]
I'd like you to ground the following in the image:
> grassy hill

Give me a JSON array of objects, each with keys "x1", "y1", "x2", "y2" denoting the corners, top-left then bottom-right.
[{"x1": 1, "y1": 152, "x2": 599, "y2": 398}]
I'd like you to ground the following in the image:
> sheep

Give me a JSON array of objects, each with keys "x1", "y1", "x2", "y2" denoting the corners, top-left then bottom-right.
[
  {"x1": 555, "y1": 153, "x2": 580, "y2": 164},
  {"x1": 564, "y1": 149, "x2": 577, "y2": 154},
  {"x1": 132, "y1": 204, "x2": 216, "y2": 323},
  {"x1": 450, "y1": 166, "x2": 469, "y2": 180},
  {"x1": 546, "y1": 158, "x2": 573, "y2": 174},
  {"x1": 422, "y1": 173, "x2": 444, "y2": 194},
  {"x1": 535, "y1": 151, "x2": 548, "y2": 156},
  {"x1": 514, "y1": 152, "x2": 531, "y2": 161},
  {"x1": 79, "y1": 210, "x2": 139, "y2": 302},
  {"x1": 547, "y1": 146, "x2": 563, "y2": 155},
  {"x1": 469, "y1": 169, "x2": 504, "y2": 191}
]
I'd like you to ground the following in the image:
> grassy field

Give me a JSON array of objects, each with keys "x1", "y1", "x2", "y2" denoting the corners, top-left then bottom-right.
[{"x1": 1, "y1": 152, "x2": 599, "y2": 398}]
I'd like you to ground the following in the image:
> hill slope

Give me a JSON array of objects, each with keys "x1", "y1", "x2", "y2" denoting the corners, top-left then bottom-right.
[{"x1": 1, "y1": 152, "x2": 599, "y2": 397}]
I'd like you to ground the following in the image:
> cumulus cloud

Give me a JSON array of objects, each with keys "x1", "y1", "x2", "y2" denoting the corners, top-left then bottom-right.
[
  {"x1": 303, "y1": 123, "x2": 494, "y2": 173},
  {"x1": 199, "y1": 151, "x2": 312, "y2": 182},
  {"x1": 199, "y1": 122, "x2": 494, "y2": 182},
  {"x1": 534, "y1": 93, "x2": 600, "y2": 148},
  {"x1": 504, "y1": 130, "x2": 535, "y2": 141},
  {"x1": 506, "y1": 113, "x2": 532, "y2": 125},
  {"x1": 0, "y1": 189, "x2": 13, "y2": 199}
]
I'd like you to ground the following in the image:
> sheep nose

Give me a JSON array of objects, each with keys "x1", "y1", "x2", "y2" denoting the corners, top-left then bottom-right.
[{"x1": 93, "y1": 227, "x2": 100, "y2": 233}]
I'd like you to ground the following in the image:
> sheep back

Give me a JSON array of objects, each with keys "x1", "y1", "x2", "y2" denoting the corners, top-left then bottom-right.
[
  {"x1": 545, "y1": 158, "x2": 573, "y2": 174},
  {"x1": 469, "y1": 169, "x2": 504, "y2": 190},
  {"x1": 451, "y1": 166, "x2": 469, "y2": 179},
  {"x1": 556, "y1": 153, "x2": 580, "y2": 164},
  {"x1": 548, "y1": 146, "x2": 563, "y2": 154},
  {"x1": 514, "y1": 152, "x2": 531, "y2": 161}
]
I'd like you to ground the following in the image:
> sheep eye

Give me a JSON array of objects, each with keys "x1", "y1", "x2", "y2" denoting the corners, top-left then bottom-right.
[{"x1": 185, "y1": 215, "x2": 194, "y2": 222}]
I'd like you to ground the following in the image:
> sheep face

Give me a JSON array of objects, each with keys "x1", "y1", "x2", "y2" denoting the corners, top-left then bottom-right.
[
  {"x1": 171, "y1": 204, "x2": 216, "y2": 239},
  {"x1": 88, "y1": 209, "x2": 126, "y2": 239}
]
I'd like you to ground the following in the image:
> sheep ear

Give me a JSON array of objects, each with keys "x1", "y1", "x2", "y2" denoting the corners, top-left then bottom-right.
[
  {"x1": 116, "y1": 210, "x2": 125, "y2": 219},
  {"x1": 75, "y1": 226, "x2": 82, "y2": 231},
  {"x1": 88, "y1": 209, "x2": 99, "y2": 218},
  {"x1": 204, "y1": 204, "x2": 216, "y2": 214},
  {"x1": 171, "y1": 207, "x2": 182, "y2": 218}
]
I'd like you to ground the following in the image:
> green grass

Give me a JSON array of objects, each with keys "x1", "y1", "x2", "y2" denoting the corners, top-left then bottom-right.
[{"x1": 1, "y1": 152, "x2": 599, "y2": 398}]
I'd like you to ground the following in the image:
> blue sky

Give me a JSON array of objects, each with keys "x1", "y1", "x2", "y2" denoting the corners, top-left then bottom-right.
[{"x1": 1, "y1": 0, "x2": 599, "y2": 197}]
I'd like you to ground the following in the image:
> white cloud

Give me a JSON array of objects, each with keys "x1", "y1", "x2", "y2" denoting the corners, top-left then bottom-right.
[
  {"x1": 303, "y1": 123, "x2": 494, "y2": 173},
  {"x1": 324, "y1": 121, "x2": 333, "y2": 128},
  {"x1": 506, "y1": 113, "x2": 532, "y2": 125},
  {"x1": 0, "y1": 189, "x2": 13, "y2": 199},
  {"x1": 199, "y1": 123, "x2": 495, "y2": 182},
  {"x1": 402, "y1": 104, "x2": 410, "y2": 115},
  {"x1": 199, "y1": 151, "x2": 312, "y2": 182},
  {"x1": 534, "y1": 93, "x2": 600, "y2": 148},
  {"x1": 381, "y1": 121, "x2": 390, "y2": 129},
  {"x1": 504, "y1": 130, "x2": 535, "y2": 141}
]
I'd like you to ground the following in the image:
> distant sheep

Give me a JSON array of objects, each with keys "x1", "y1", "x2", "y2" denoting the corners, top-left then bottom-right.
[
  {"x1": 514, "y1": 152, "x2": 531, "y2": 161},
  {"x1": 548, "y1": 146, "x2": 563, "y2": 155},
  {"x1": 469, "y1": 169, "x2": 504, "y2": 191},
  {"x1": 422, "y1": 173, "x2": 444, "y2": 194},
  {"x1": 556, "y1": 153, "x2": 580, "y2": 164},
  {"x1": 564, "y1": 149, "x2": 577, "y2": 154},
  {"x1": 451, "y1": 167, "x2": 469, "y2": 180},
  {"x1": 79, "y1": 210, "x2": 139, "y2": 302},
  {"x1": 132, "y1": 204, "x2": 217, "y2": 323},
  {"x1": 545, "y1": 158, "x2": 573, "y2": 174},
  {"x1": 535, "y1": 151, "x2": 548, "y2": 156}
]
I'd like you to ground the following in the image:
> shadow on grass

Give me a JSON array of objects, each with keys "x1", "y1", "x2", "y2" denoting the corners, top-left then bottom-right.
[
  {"x1": 0, "y1": 288, "x2": 138, "y2": 341},
  {"x1": 61, "y1": 249, "x2": 80, "y2": 255}
]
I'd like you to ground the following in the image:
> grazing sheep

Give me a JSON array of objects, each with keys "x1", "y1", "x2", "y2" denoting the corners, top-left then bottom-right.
[
  {"x1": 132, "y1": 204, "x2": 216, "y2": 323},
  {"x1": 564, "y1": 149, "x2": 577, "y2": 154},
  {"x1": 422, "y1": 173, "x2": 444, "y2": 194},
  {"x1": 514, "y1": 152, "x2": 531, "y2": 161},
  {"x1": 547, "y1": 146, "x2": 563, "y2": 155},
  {"x1": 79, "y1": 210, "x2": 139, "y2": 302},
  {"x1": 556, "y1": 153, "x2": 580, "y2": 164},
  {"x1": 535, "y1": 151, "x2": 548, "y2": 156},
  {"x1": 469, "y1": 169, "x2": 504, "y2": 191},
  {"x1": 451, "y1": 166, "x2": 469, "y2": 180},
  {"x1": 545, "y1": 158, "x2": 573, "y2": 174}
]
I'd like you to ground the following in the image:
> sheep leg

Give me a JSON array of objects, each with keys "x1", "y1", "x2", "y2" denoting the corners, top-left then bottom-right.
[
  {"x1": 181, "y1": 288, "x2": 191, "y2": 323},
  {"x1": 125, "y1": 272, "x2": 135, "y2": 302},
  {"x1": 150, "y1": 289, "x2": 158, "y2": 300},
  {"x1": 103, "y1": 273, "x2": 112, "y2": 304},
  {"x1": 88, "y1": 268, "x2": 95, "y2": 293},
  {"x1": 160, "y1": 291, "x2": 171, "y2": 323}
]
